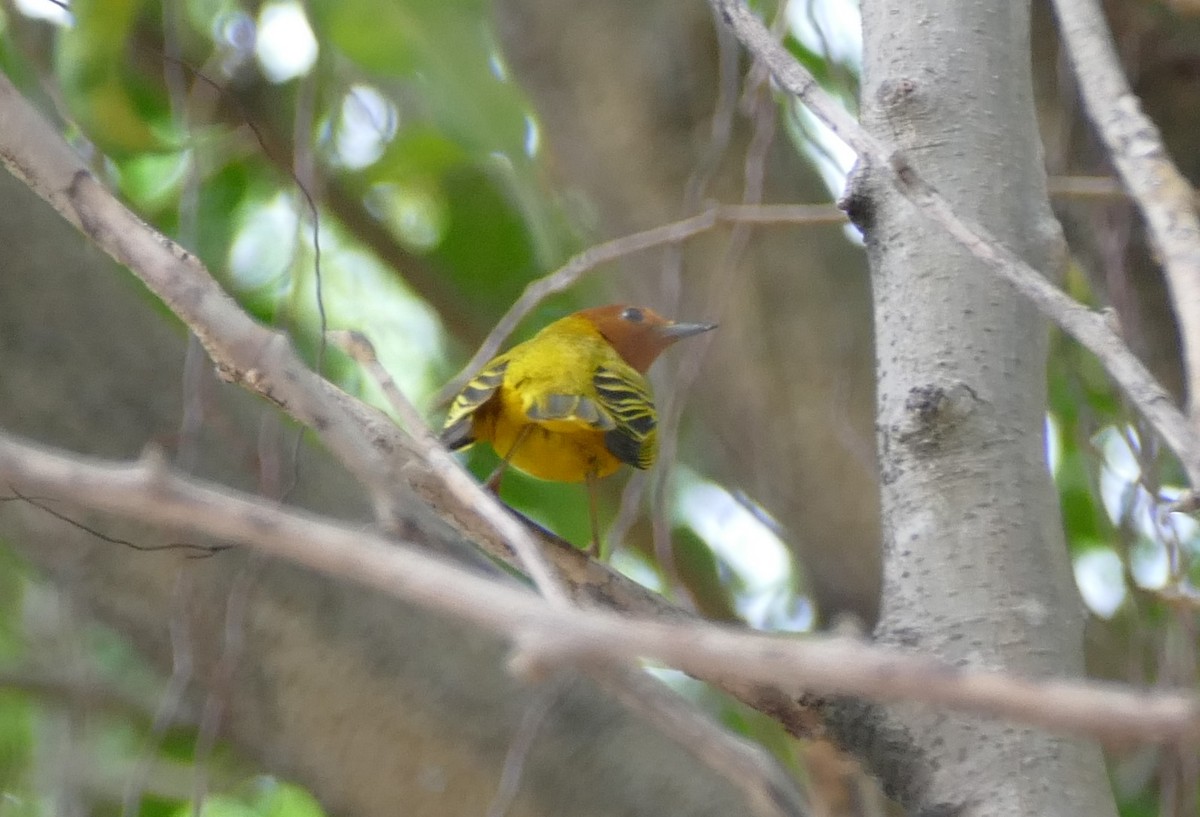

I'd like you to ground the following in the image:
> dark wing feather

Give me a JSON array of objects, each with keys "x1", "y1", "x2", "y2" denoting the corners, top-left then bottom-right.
[
  {"x1": 592, "y1": 365, "x2": 657, "y2": 469},
  {"x1": 440, "y1": 358, "x2": 508, "y2": 450}
]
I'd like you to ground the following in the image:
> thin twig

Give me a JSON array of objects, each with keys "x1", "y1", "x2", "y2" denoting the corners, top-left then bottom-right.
[
  {"x1": 3, "y1": 433, "x2": 1199, "y2": 747},
  {"x1": 659, "y1": 0, "x2": 744, "y2": 308},
  {"x1": 162, "y1": 0, "x2": 208, "y2": 476},
  {"x1": 122, "y1": 569, "x2": 196, "y2": 817},
  {"x1": 707, "y1": 0, "x2": 1200, "y2": 487},
  {"x1": 192, "y1": 552, "x2": 262, "y2": 817},
  {"x1": 0, "y1": 667, "x2": 169, "y2": 722},
  {"x1": 332, "y1": 330, "x2": 571, "y2": 606},
  {"x1": 651, "y1": 42, "x2": 779, "y2": 591},
  {"x1": 432, "y1": 203, "x2": 845, "y2": 408},
  {"x1": 292, "y1": 48, "x2": 326, "y2": 376},
  {"x1": 483, "y1": 679, "x2": 565, "y2": 817},
  {"x1": 588, "y1": 665, "x2": 808, "y2": 817},
  {"x1": 1051, "y1": 0, "x2": 1200, "y2": 426},
  {"x1": 4, "y1": 489, "x2": 227, "y2": 557},
  {"x1": 1047, "y1": 175, "x2": 1131, "y2": 201}
]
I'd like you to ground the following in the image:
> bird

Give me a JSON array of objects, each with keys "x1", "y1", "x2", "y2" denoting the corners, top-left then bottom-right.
[{"x1": 440, "y1": 304, "x2": 716, "y2": 556}]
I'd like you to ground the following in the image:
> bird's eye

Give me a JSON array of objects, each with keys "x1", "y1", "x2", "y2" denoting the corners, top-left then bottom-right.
[{"x1": 620, "y1": 307, "x2": 644, "y2": 323}]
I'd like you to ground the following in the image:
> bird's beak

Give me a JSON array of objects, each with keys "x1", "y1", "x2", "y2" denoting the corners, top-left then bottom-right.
[{"x1": 658, "y1": 321, "x2": 718, "y2": 341}]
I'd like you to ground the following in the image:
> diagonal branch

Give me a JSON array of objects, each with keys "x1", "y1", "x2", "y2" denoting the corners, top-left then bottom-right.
[
  {"x1": 1, "y1": 431, "x2": 1199, "y2": 747},
  {"x1": 1051, "y1": 0, "x2": 1200, "y2": 425},
  {"x1": 0, "y1": 69, "x2": 825, "y2": 740},
  {"x1": 432, "y1": 203, "x2": 845, "y2": 408},
  {"x1": 333, "y1": 330, "x2": 569, "y2": 606},
  {"x1": 707, "y1": 0, "x2": 1200, "y2": 488},
  {"x1": 0, "y1": 70, "x2": 573, "y2": 605}
]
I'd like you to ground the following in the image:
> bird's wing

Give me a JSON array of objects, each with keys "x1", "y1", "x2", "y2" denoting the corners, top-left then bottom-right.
[
  {"x1": 440, "y1": 357, "x2": 508, "y2": 450},
  {"x1": 525, "y1": 393, "x2": 617, "y2": 430},
  {"x1": 591, "y1": 364, "x2": 657, "y2": 469}
]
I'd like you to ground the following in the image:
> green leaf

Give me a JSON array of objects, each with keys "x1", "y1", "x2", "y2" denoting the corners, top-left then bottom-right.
[
  {"x1": 488, "y1": 467, "x2": 592, "y2": 549},
  {"x1": 309, "y1": 0, "x2": 568, "y2": 264},
  {"x1": 116, "y1": 149, "x2": 191, "y2": 213},
  {"x1": 430, "y1": 167, "x2": 537, "y2": 305},
  {"x1": 310, "y1": 0, "x2": 524, "y2": 153},
  {"x1": 195, "y1": 161, "x2": 258, "y2": 274},
  {"x1": 55, "y1": 0, "x2": 175, "y2": 154},
  {"x1": 671, "y1": 526, "x2": 740, "y2": 622},
  {"x1": 0, "y1": 691, "x2": 32, "y2": 788},
  {"x1": 252, "y1": 778, "x2": 327, "y2": 817},
  {"x1": 171, "y1": 795, "x2": 258, "y2": 817},
  {"x1": 366, "y1": 127, "x2": 470, "y2": 184}
]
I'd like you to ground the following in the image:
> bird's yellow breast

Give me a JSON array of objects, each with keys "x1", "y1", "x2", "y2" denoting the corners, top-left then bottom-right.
[
  {"x1": 489, "y1": 404, "x2": 622, "y2": 482},
  {"x1": 474, "y1": 318, "x2": 630, "y2": 482}
]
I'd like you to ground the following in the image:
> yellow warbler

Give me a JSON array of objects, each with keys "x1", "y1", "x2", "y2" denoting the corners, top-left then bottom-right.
[{"x1": 440, "y1": 304, "x2": 716, "y2": 554}]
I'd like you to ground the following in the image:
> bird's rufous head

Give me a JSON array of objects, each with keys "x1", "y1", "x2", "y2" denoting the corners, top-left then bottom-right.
[{"x1": 576, "y1": 304, "x2": 717, "y2": 373}]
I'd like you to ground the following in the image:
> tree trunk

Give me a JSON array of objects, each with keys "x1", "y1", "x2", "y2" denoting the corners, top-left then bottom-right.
[{"x1": 846, "y1": 1, "x2": 1118, "y2": 814}]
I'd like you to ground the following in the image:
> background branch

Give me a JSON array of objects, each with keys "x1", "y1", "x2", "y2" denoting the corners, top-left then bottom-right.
[
  {"x1": 2, "y1": 432, "x2": 1198, "y2": 748},
  {"x1": 433, "y1": 202, "x2": 845, "y2": 407},
  {"x1": 4, "y1": 4, "x2": 1195, "y2": 811},
  {"x1": 0, "y1": 66, "x2": 831, "y2": 745},
  {"x1": 1051, "y1": 0, "x2": 1200, "y2": 424},
  {"x1": 709, "y1": 0, "x2": 1200, "y2": 486}
]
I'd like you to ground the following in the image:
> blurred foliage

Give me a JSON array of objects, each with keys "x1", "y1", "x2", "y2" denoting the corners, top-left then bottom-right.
[
  {"x1": 1048, "y1": 265, "x2": 1200, "y2": 817},
  {"x1": 0, "y1": 0, "x2": 625, "y2": 810},
  {"x1": 55, "y1": 0, "x2": 174, "y2": 155},
  {"x1": 0, "y1": 0, "x2": 1197, "y2": 815},
  {"x1": 0, "y1": 547, "x2": 32, "y2": 797}
]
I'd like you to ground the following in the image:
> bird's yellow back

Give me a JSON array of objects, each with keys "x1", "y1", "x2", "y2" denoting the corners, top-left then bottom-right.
[{"x1": 441, "y1": 313, "x2": 658, "y2": 483}]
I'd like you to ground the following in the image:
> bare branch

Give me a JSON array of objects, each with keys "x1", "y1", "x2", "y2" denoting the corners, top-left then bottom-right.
[
  {"x1": 0, "y1": 71, "x2": 419, "y2": 500},
  {"x1": 0, "y1": 70, "x2": 584, "y2": 610},
  {"x1": 707, "y1": 0, "x2": 1200, "y2": 487},
  {"x1": 588, "y1": 665, "x2": 808, "y2": 817},
  {"x1": 2, "y1": 432, "x2": 1199, "y2": 747},
  {"x1": 6, "y1": 28, "x2": 1200, "y2": 796},
  {"x1": 0, "y1": 667, "x2": 179, "y2": 722},
  {"x1": 483, "y1": 680, "x2": 564, "y2": 817},
  {"x1": 1048, "y1": 175, "x2": 1133, "y2": 201},
  {"x1": 1051, "y1": 0, "x2": 1200, "y2": 425},
  {"x1": 332, "y1": 330, "x2": 570, "y2": 606},
  {"x1": 121, "y1": 570, "x2": 196, "y2": 817},
  {"x1": 0, "y1": 65, "x2": 778, "y2": 725},
  {"x1": 432, "y1": 203, "x2": 845, "y2": 408}
]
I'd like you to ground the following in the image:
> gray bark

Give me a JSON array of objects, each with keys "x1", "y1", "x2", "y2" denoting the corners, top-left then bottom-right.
[{"x1": 847, "y1": 1, "x2": 1118, "y2": 815}]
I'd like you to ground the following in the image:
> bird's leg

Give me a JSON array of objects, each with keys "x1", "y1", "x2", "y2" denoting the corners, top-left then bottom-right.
[
  {"x1": 485, "y1": 424, "x2": 532, "y2": 494},
  {"x1": 483, "y1": 463, "x2": 507, "y2": 494},
  {"x1": 585, "y1": 472, "x2": 603, "y2": 559}
]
